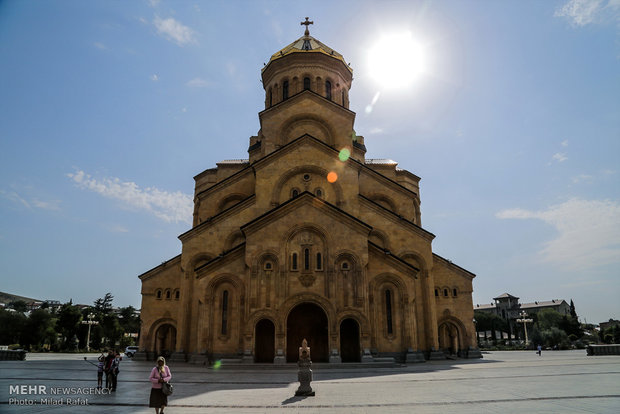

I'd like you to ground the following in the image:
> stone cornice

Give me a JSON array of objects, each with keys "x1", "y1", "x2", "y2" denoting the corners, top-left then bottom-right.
[
  {"x1": 368, "y1": 241, "x2": 419, "y2": 278},
  {"x1": 195, "y1": 243, "x2": 246, "y2": 278},
  {"x1": 138, "y1": 254, "x2": 182, "y2": 281},
  {"x1": 358, "y1": 194, "x2": 435, "y2": 242},
  {"x1": 178, "y1": 195, "x2": 256, "y2": 243},
  {"x1": 432, "y1": 253, "x2": 476, "y2": 280}
]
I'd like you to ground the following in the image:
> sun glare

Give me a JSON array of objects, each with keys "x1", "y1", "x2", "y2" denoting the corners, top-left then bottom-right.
[{"x1": 368, "y1": 32, "x2": 427, "y2": 89}]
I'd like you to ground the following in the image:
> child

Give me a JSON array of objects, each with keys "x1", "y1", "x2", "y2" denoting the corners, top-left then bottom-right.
[{"x1": 97, "y1": 355, "x2": 104, "y2": 389}]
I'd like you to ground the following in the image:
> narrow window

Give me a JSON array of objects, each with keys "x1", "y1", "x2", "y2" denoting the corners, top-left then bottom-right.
[
  {"x1": 304, "y1": 248, "x2": 310, "y2": 270},
  {"x1": 342, "y1": 90, "x2": 345, "y2": 106},
  {"x1": 341, "y1": 262, "x2": 349, "y2": 270},
  {"x1": 452, "y1": 288, "x2": 457, "y2": 297},
  {"x1": 175, "y1": 290, "x2": 180, "y2": 300},
  {"x1": 265, "y1": 262, "x2": 272, "y2": 270},
  {"x1": 291, "y1": 188, "x2": 299, "y2": 198},
  {"x1": 303, "y1": 77, "x2": 310, "y2": 90},
  {"x1": 156, "y1": 290, "x2": 162, "y2": 299},
  {"x1": 316, "y1": 252, "x2": 322, "y2": 270},
  {"x1": 221, "y1": 290, "x2": 229, "y2": 335},
  {"x1": 269, "y1": 90, "x2": 273, "y2": 107},
  {"x1": 283, "y1": 81, "x2": 289, "y2": 100},
  {"x1": 292, "y1": 253, "x2": 298, "y2": 270},
  {"x1": 385, "y1": 290, "x2": 393, "y2": 335},
  {"x1": 315, "y1": 188, "x2": 322, "y2": 198},
  {"x1": 434, "y1": 289, "x2": 439, "y2": 297},
  {"x1": 443, "y1": 289, "x2": 448, "y2": 297},
  {"x1": 165, "y1": 290, "x2": 171, "y2": 300},
  {"x1": 325, "y1": 80, "x2": 332, "y2": 100}
]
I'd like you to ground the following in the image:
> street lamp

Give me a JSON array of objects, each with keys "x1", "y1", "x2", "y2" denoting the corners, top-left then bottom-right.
[
  {"x1": 81, "y1": 313, "x2": 99, "y2": 352},
  {"x1": 516, "y1": 311, "x2": 533, "y2": 346}
]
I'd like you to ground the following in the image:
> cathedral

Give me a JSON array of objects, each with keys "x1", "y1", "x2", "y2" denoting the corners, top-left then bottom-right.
[{"x1": 137, "y1": 20, "x2": 481, "y2": 364}]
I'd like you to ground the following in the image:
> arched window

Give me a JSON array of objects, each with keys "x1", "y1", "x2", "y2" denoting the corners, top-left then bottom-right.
[
  {"x1": 291, "y1": 188, "x2": 299, "y2": 198},
  {"x1": 165, "y1": 289, "x2": 171, "y2": 300},
  {"x1": 303, "y1": 77, "x2": 310, "y2": 90},
  {"x1": 452, "y1": 288, "x2": 458, "y2": 297},
  {"x1": 264, "y1": 262, "x2": 272, "y2": 270},
  {"x1": 304, "y1": 248, "x2": 310, "y2": 270},
  {"x1": 283, "y1": 80, "x2": 289, "y2": 100},
  {"x1": 385, "y1": 289, "x2": 393, "y2": 335},
  {"x1": 291, "y1": 253, "x2": 298, "y2": 270},
  {"x1": 174, "y1": 290, "x2": 180, "y2": 300},
  {"x1": 434, "y1": 288, "x2": 439, "y2": 297},
  {"x1": 341, "y1": 262, "x2": 349, "y2": 270},
  {"x1": 443, "y1": 289, "x2": 449, "y2": 297},
  {"x1": 342, "y1": 90, "x2": 345, "y2": 106},
  {"x1": 325, "y1": 80, "x2": 332, "y2": 100},
  {"x1": 316, "y1": 252, "x2": 322, "y2": 270},
  {"x1": 156, "y1": 289, "x2": 162, "y2": 300},
  {"x1": 315, "y1": 188, "x2": 322, "y2": 198},
  {"x1": 221, "y1": 290, "x2": 229, "y2": 335}
]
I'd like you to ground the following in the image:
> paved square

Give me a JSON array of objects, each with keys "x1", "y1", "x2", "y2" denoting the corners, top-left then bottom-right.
[{"x1": 1, "y1": 350, "x2": 619, "y2": 413}]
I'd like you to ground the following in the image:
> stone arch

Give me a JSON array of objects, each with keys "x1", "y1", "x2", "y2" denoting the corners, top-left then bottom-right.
[
  {"x1": 336, "y1": 309, "x2": 371, "y2": 337},
  {"x1": 224, "y1": 230, "x2": 245, "y2": 250},
  {"x1": 398, "y1": 251, "x2": 428, "y2": 272},
  {"x1": 368, "y1": 193, "x2": 397, "y2": 213},
  {"x1": 285, "y1": 301, "x2": 330, "y2": 362},
  {"x1": 270, "y1": 164, "x2": 344, "y2": 206},
  {"x1": 217, "y1": 193, "x2": 248, "y2": 213},
  {"x1": 437, "y1": 316, "x2": 468, "y2": 356},
  {"x1": 369, "y1": 229, "x2": 390, "y2": 250},
  {"x1": 279, "y1": 115, "x2": 335, "y2": 146},
  {"x1": 334, "y1": 250, "x2": 362, "y2": 307},
  {"x1": 144, "y1": 317, "x2": 177, "y2": 356},
  {"x1": 204, "y1": 273, "x2": 246, "y2": 355},
  {"x1": 245, "y1": 309, "x2": 279, "y2": 336},
  {"x1": 279, "y1": 293, "x2": 336, "y2": 330},
  {"x1": 369, "y1": 273, "x2": 408, "y2": 352},
  {"x1": 190, "y1": 253, "x2": 216, "y2": 272}
]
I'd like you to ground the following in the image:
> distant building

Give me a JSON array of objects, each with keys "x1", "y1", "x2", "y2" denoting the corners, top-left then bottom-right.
[
  {"x1": 599, "y1": 319, "x2": 620, "y2": 331},
  {"x1": 475, "y1": 293, "x2": 571, "y2": 321}
]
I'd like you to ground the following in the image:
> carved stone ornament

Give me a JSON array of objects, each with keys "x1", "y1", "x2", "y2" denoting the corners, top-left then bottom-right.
[{"x1": 298, "y1": 273, "x2": 316, "y2": 287}]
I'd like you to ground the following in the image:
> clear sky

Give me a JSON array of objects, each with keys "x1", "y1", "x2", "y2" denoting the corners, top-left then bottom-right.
[{"x1": 0, "y1": 0, "x2": 618, "y2": 324}]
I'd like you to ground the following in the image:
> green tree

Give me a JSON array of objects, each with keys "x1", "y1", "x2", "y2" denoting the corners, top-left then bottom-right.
[
  {"x1": 118, "y1": 306, "x2": 140, "y2": 334},
  {"x1": 569, "y1": 299, "x2": 577, "y2": 319},
  {"x1": 10, "y1": 300, "x2": 28, "y2": 313},
  {"x1": 21, "y1": 309, "x2": 54, "y2": 350},
  {"x1": 56, "y1": 301, "x2": 83, "y2": 349},
  {"x1": 536, "y1": 309, "x2": 563, "y2": 331},
  {"x1": 94, "y1": 293, "x2": 114, "y2": 315},
  {"x1": 101, "y1": 314, "x2": 123, "y2": 349},
  {"x1": 0, "y1": 309, "x2": 27, "y2": 345}
]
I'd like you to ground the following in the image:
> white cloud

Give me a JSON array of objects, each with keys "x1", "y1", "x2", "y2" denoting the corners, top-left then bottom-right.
[
  {"x1": 572, "y1": 174, "x2": 593, "y2": 184},
  {"x1": 561, "y1": 140, "x2": 569, "y2": 147},
  {"x1": 555, "y1": 0, "x2": 620, "y2": 26},
  {"x1": 150, "y1": 74, "x2": 159, "y2": 81},
  {"x1": 552, "y1": 152, "x2": 568, "y2": 162},
  {"x1": 94, "y1": 42, "x2": 108, "y2": 50},
  {"x1": 496, "y1": 198, "x2": 620, "y2": 270},
  {"x1": 67, "y1": 170, "x2": 192, "y2": 224},
  {"x1": 186, "y1": 77, "x2": 211, "y2": 88},
  {"x1": 153, "y1": 16, "x2": 196, "y2": 46},
  {"x1": 0, "y1": 190, "x2": 61, "y2": 211}
]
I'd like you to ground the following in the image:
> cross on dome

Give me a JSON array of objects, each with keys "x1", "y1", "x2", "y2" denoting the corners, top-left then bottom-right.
[{"x1": 300, "y1": 17, "x2": 313, "y2": 36}]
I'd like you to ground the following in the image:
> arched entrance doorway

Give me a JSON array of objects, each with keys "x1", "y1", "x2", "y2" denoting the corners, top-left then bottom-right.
[
  {"x1": 438, "y1": 322, "x2": 460, "y2": 356},
  {"x1": 154, "y1": 324, "x2": 176, "y2": 359},
  {"x1": 340, "y1": 318, "x2": 360, "y2": 362},
  {"x1": 286, "y1": 303, "x2": 328, "y2": 362},
  {"x1": 255, "y1": 319, "x2": 275, "y2": 363}
]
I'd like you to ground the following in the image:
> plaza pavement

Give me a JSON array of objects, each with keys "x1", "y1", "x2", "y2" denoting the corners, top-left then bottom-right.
[{"x1": 1, "y1": 350, "x2": 619, "y2": 413}]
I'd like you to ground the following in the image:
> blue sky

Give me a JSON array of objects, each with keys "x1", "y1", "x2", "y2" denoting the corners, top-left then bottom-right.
[{"x1": 0, "y1": 0, "x2": 618, "y2": 324}]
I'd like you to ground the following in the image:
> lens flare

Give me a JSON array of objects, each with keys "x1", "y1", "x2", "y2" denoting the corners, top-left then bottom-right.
[
  {"x1": 213, "y1": 360, "x2": 222, "y2": 370},
  {"x1": 338, "y1": 148, "x2": 351, "y2": 162},
  {"x1": 327, "y1": 172, "x2": 338, "y2": 183}
]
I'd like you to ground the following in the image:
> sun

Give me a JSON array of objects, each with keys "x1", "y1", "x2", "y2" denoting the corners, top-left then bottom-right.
[{"x1": 368, "y1": 31, "x2": 427, "y2": 90}]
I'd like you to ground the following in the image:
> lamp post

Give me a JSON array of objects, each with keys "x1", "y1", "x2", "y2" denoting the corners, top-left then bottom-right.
[
  {"x1": 81, "y1": 313, "x2": 99, "y2": 352},
  {"x1": 473, "y1": 318, "x2": 479, "y2": 347},
  {"x1": 516, "y1": 311, "x2": 533, "y2": 346}
]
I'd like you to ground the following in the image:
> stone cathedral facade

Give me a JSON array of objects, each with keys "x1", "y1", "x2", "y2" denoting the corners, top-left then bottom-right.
[{"x1": 137, "y1": 22, "x2": 481, "y2": 364}]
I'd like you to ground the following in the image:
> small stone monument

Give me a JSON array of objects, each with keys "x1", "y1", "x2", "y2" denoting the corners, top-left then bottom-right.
[{"x1": 295, "y1": 338, "x2": 315, "y2": 396}]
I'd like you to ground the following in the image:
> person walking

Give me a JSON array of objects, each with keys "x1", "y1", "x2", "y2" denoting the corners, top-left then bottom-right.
[
  {"x1": 537, "y1": 344, "x2": 542, "y2": 356},
  {"x1": 104, "y1": 350, "x2": 115, "y2": 390},
  {"x1": 149, "y1": 356, "x2": 172, "y2": 414}
]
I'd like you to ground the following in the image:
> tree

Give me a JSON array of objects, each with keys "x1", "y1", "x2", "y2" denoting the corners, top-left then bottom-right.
[
  {"x1": 101, "y1": 314, "x2": 123, "y2": 349},
  {"x1": 21, "y1": 309, "x2": 54, "y2": 350},
  {"x1": 56, "y1": 301, "x2": 82, "y2": 349},
  {"x1": 0, "y1": 309, "x2": 27, "y2": 345},
  {"x1": 10, "y1": 300, "x2": 28, "y2": 313},
  {"x1": 569, "y1": 299, "x2": 577, "y2": 319},
  {"x1": 536, "y1": 309, "x2": 563, "y2": 331},
  {"x1": 118, "y1": 306, "x2": 140, "y2": 335},
  {"x1": 94, "y1": 293, "x2": 114, "y2": 315}
]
